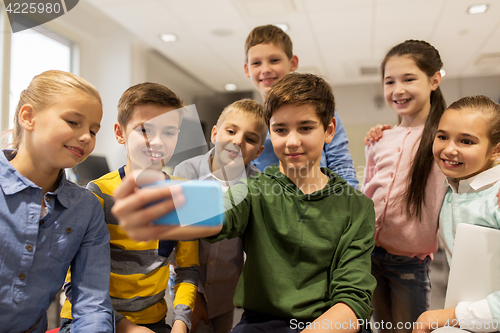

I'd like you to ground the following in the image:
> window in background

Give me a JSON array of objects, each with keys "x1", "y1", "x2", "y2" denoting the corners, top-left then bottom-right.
[{"x1": 8, "y1": 26, "x2": 72, "y2": 129}]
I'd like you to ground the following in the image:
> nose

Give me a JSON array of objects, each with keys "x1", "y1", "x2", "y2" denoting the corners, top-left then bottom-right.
[
  {"x1": 394, "y1": 81, "x2": 405, "y2": 95},
  {"x1": 148, "y1": 132, "x2": 164, "y2": 148},
  {"x1": 232, "y1": 134, "x2": 243, "y2": 146},
  {"x1": 286, "y1": 131, "x2": 300, "y2": 148},
  {"x1": 261, "y1": 61, "x2": 271, "y2": 74},
  {"x1": 443, "y1": 141, "x2": 458, "y2": 156},
  {"x1": 79, "y1": 130, "x2": 92, "y2": 143}
]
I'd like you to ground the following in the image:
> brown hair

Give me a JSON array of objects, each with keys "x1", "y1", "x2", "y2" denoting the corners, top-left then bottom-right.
[
  {"x1": 264, "y1": 73, "x2": 335, "y2": 130},
  {"x1": 216, "y1": 99, "x2": 267, "y2": 143},
  {"x1": 382, "y1": 40, "x2": 446, "y2": 219},
  {"x1": 12, "y1": 70, "x2": 101, "y2": 149},
  {"x1": 447, "y1": 95, "x2": 500, "y2": 147},
  {"x1": 244, "y1": 25, "x2": 293, "y2": 62},
  {"x1": 117, "y1": 82, "x2": 183, "y2": 127}
]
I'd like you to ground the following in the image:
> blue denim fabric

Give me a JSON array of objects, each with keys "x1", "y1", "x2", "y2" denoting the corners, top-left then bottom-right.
[
  {"x1": 251, "y1": 110, "x2": 359, "y2": 188},
  {"x1": 370, "y1": 247, "x2": 431, "y2": 333},
  {"x1": 61, "y1": 317, "x2": 170, "y2": 333},
  {"x1": 0, "y1": 150, "x2": 113, "y2": 333}
]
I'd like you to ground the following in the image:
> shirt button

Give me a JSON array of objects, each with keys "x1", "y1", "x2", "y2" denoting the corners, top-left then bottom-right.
[
  {"x1": 398, "y1": 148, "x2": 401, "y2": 153},
  {"x1": 46, "y1": 197, "x2": 51, "y2": 202},
  {"x1": 407, "y1": 127, "x2": 411, "y2": 131},
  {"x1": 383, "y1": 198, "x2": 387, "y2": 203},
  {"x1": 39, "y1": 220, "x2": 44, "y2": 226},
  {"x1": 66, "y1": 227, "x2": 72, "y2": 233},
  {"x1": 209, "y1": 262, "x2": 214, "y2": 266},
  {"x1": 390, "y1": 173, "x2": 394, "y2": 179},
  {"x1": 26, "y1": 245, "x2": 33, "y2": 251},
  {"x1": 19, "y1": 273, "x2": 26, "y2": 280}
]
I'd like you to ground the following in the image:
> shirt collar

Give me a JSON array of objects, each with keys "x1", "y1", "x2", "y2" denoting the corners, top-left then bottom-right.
[
  {"x1": 0, "y1": 149, "x2": 70, "y2": 208},
  {"x1": 442, "y1": 163, "x2": 500, "y2": 194}
]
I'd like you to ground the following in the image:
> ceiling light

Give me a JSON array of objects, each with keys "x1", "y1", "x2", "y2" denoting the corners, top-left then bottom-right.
[
  {"x1": 440, "y1": 69, "x2": 446, "y2": 77},
  {"x1": 273, "y1": 23, "x2": 289, "y2": 32},
  {"x1": 159, "y1": 33, "x2": 178, "y2": 43},
  {"x1": 468, "y1": 4, "x2": 488, "y2": 14},
  {"x1": 225, "y1": 83, "x2": 238, "y2": 91}
]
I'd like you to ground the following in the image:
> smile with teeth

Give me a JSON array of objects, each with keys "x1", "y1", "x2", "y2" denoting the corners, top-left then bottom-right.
[
  {"x1": 66, "y1": 146, "x2": 84, "y2": 156},
  {"x1": 145, "y1": 150, "x2": 164, "y2": 158},
  {"x1": 443, "y1": 159, "x2": 461, "y2": 166},
  {"x1": 260, "y1": 77, "x2": 277, "y2": 84},
  {"x1": 394, "y1": 98, "x2": 411, "y2": 104}
]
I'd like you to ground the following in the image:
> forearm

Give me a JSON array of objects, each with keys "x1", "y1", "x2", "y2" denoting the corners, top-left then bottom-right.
[
  {"x1": 413, "y1": 308, "x2": 457, "y2": 333},
  {"x1": 302, "y1": 303, "x2": 359, "y2": 333}
]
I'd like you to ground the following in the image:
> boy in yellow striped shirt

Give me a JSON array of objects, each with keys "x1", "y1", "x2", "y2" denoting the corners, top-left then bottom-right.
[{"x1": 60, "y1": 83, "x2": 199, "y2": 333}]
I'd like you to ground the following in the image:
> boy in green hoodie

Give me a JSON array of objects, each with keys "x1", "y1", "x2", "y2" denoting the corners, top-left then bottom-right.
[{"x1": 113, "y1": 73, "x2": 376, "y2": 333}]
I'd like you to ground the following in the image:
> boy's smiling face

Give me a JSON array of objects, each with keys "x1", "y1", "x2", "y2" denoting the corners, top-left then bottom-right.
[
  {"x1": 244, "y1": 43, "x2": 298, "y2": 98},
  {"x1": 115, "y1": 104, "x2": 180, "y2": 173},
  {"x1": 269, "y1": 103, "x2": 335, "y2": 175},
  {"x1": 211, "y1": 110, "x2": 265, "y2": 169}
]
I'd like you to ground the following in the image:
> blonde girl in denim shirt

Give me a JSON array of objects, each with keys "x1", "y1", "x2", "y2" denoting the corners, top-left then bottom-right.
[{"x1": 0, "y1": 70, "x2": 113, "y2": 332}]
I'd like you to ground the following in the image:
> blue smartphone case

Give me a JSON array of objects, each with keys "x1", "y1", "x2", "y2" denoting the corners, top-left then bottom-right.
[{"x1": 146, "y1": 180, "x2": 225, "y2": 226}]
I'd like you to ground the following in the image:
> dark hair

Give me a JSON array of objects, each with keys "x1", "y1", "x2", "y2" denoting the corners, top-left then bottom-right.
[
  {"x1": 244, "y1": 25, "x2": 293, "y2": 62},
  {"x1": 117, "y1": 82, "x2": 183, "y2": 127},
  {"x1": 382, "y1": 40, "x2": 446, "y2": 219},
  {"x1": 264, "y1": 73, "x2": 335, "y2": 130},
  {"x1": 447, "y1": 95, "x2": 500, "y2": 147}
]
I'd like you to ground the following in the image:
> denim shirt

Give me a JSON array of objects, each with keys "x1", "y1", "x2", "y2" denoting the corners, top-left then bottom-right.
[
  {"x1": 252, "y1": 110, "x2": 359, "y2": 188},
  {"x1": 0, "y1": 150, "x2": 113, "y2": 332}
]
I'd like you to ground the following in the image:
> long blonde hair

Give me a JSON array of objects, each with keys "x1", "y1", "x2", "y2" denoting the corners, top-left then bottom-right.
[{"x1": 11, "y1": 70, "x2": 101, "y2": 149}]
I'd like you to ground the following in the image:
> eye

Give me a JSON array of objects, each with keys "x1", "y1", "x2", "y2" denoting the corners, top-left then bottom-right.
[
  {"x1": 270, "y1": 58, "x2": 281, "y2": 63},
  {"x1": 246, "y1": 137, "x2": 257, "y2": 144},
  {"x1": 226, "y1": 129, "x2": 235, "y2": 135},
  {"x1": 461, "y1": 139, "x2": 474, "y2": 145},
  {"x1": 273, "y1": 128, "x2": 287, "y2": 134},
  {"x1": 384, "y1": 80, "x2": 394, "y2": 85},
  {"x1": 251, "y1": 61, "x2": 261, "y2": 66},
  {"x1": 436, "y1": 135, "x2": 447, "y2": 141},
  {"x1": 300, "y1": 126, "x2": 313, "y2": 132},
  {"x1": 405, "y1": 78, "x2": 415, "y2": 82},
  {"x1": 136, "y1": 127, "x2": 149, "y2": 133},
  {"x1": 66, "y1": 120, "x2": 77, "y2": 126},
  {"x1": 163, "y1": 130, "x2": 177, "y2": 136}
]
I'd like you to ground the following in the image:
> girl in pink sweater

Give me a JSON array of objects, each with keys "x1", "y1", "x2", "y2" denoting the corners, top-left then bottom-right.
[{"x1": 362, "y1": 40, "x2": 447, "y2": 333}]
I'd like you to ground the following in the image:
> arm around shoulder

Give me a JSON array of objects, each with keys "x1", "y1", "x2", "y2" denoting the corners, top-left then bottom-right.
[{"x1": 324, "y1": 111, "x2": 359, "y2": 188}]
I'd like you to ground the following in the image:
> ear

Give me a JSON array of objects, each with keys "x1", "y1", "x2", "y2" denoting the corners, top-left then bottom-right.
[
  {"x1": 244, "y1": 63, "x2": 251, "y2": 78},
  {"x1": 430, "y1": 71, "x2": 442, "y2": 91},
  {"x1": 254, "y1": 145, "x2": 265, "y2": 160},
  {"x1": 210, "y1": 125, "x2": 218, "y2": 144},
  {"x1": 490, "y1": 143, "x2": 500, "y2": 161},
  {"x1": 324, "y1": 118, "x2": 336, "y2": 144},
  {"x1": 17, "y1": 104, "x2": 36, "y2": 131},
  {"x1": 290, "y1": 55, "x2": 299, "y2": 73},
  {"x1": 114, "y1": 122, "x2": 126, "y2": 144}
]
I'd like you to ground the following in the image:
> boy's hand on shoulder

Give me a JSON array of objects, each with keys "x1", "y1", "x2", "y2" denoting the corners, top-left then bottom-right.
[
  {"x1": 171, "y1": 319, "x2": 188, "y2": 333},
  {"x1": 112, "y1": 174, "x2": 185, "y2": 241},
  {"x1": 363, "y1": 124, "x2": 392, "y2": 145}
]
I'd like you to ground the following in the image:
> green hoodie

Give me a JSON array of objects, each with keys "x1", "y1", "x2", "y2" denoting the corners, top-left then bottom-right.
[{"x1": 206, "y1": 166, "x2": 376, "y2": 322}]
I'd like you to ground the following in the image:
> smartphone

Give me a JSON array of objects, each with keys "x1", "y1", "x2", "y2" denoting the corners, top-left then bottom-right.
[{"x1": 142, "y1": 180, "x2": 225, "y2": 227}]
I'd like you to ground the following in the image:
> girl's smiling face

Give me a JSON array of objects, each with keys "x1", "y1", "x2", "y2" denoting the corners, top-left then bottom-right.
[
  {"x1": 28, "y1": 92, "x2": 102, "y2": 172},
  {"x1": 433, "y1": 108, "x2": 500, "y2": 181},
  {"x1": 383, "y1": 55, "x2": 441, "y2": 127}
]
